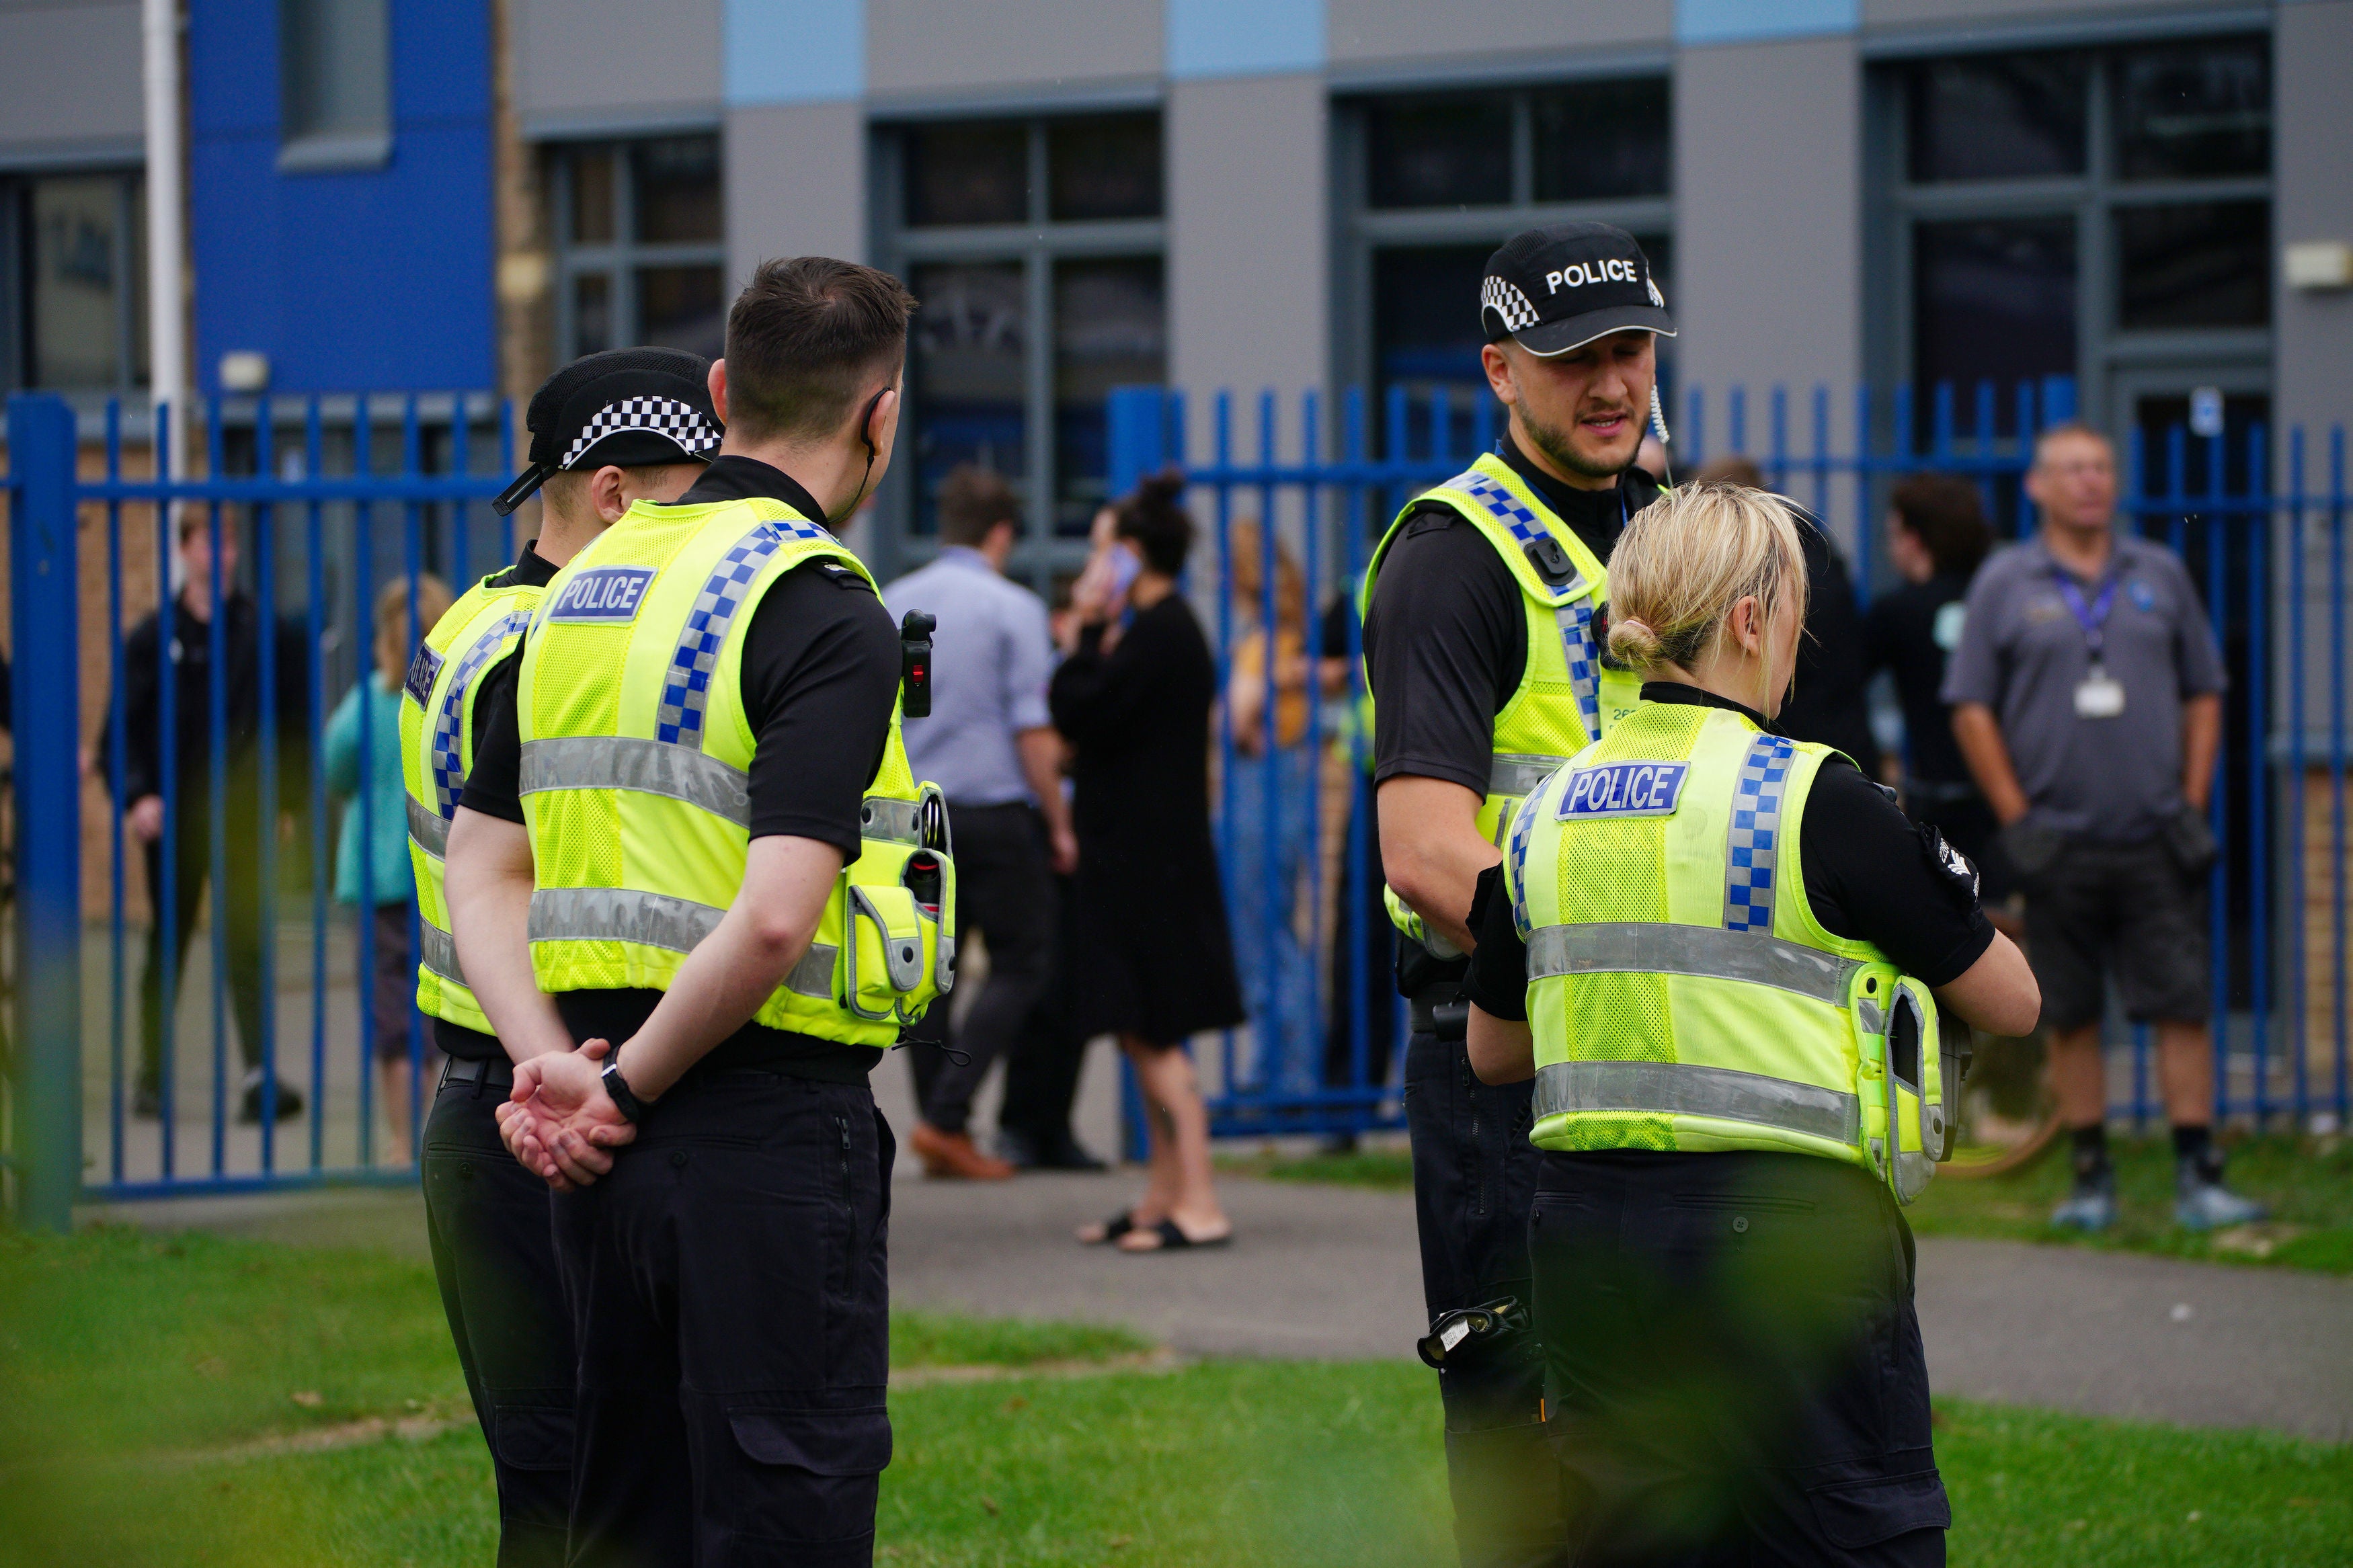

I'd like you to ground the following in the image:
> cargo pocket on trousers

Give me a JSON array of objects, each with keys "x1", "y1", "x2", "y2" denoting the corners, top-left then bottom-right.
[
  {"x1": 1808, "y1": 1470, "x2": 1951, "y2": 1549},
  {"x1": 491, "y1": 1405, "x2": 575, "y2": 1473},
  {"x1": 727, "y1": 1407, "x2": 893, "y2": 1477}
]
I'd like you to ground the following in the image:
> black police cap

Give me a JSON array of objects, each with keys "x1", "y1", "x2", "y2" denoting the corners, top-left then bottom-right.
[
  {"x1": 1481, "y1": 222, "x2": 1676, "y2": 358},
  {"x1": 492, "y1": 347, "x2": 723, "y2": 516}
]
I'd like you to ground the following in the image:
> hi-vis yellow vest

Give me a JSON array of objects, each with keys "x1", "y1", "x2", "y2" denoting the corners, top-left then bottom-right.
[
  {"x1": 402, "y1": 574, "x2": 543, "y2": 1034},
  {"x1": 1360, "y1": 452, "x2": 1644, "y2": 952},
  {"x1": 517, "y1": 495, "x2": 953, "y2": 1049},
  {"x1": 1503, "y1": 699, "x2": 1948, "y2": 1204}
]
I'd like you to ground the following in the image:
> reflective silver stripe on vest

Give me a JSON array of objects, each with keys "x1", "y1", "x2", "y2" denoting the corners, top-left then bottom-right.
[
  {"x1": 528, "y1": 886, "x2": 834, "y2": 999},
  {"x1": 408, "y1": 794, "x2": 448, "y2": 859},
  {"x1": 1533, "y1": 1061, "x2": 1860, "y2": 1146},
  {"x1": 418, "y1": 921, "x2": 465, "y2": 986},
  {"x1": 1525, "y1": 922, "x2": 1862, "y2": 1005},
  {"x1": 518, "y1": 736, "x2": 750, "y2": 826},
  {"x1": 1491, "y1": 753, "x2": 1570, "y2": 798}
]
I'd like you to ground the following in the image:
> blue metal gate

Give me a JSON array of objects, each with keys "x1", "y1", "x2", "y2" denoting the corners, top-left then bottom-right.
[
  {"x1": 5, "y1": 390, "x2": 512, "y2": 1224},
  {"x1": 1105, "y1": 380, "x2": 2353, "y2": 1147}
]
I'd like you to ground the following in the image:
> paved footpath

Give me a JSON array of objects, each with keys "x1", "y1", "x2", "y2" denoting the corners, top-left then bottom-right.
[{"x1": 93, "y1": 1168, "x2": 2353, "y2": 1442}]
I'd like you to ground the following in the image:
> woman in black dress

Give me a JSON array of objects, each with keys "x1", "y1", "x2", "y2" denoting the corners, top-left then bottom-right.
[{"x1": 1052, "y1": 472, "x2": 1245, "y2": 1251}]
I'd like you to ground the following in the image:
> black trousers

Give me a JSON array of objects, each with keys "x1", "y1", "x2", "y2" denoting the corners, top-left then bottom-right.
[
  {"x1": 1404, "y1": 1028, "x2": 1564, "y2": 1568},
  {"x1": 996, "y1": 871, "x2": 1088, "y2": 1148},
  {"x1": 139, "y1": 800, "x2": 269, "y2": 1089},
  {"x1": 906, "y1": 802, "x2": 1055, "y2": 1134},
  {"x1": 553, "y1": 1071, "x2": 894, "y2": 1568},
  {"x1": 422, "y1": 1069, "x2": 576, "y2": 1568},
  {"x1": 1531, "y1": 1151, "x2": 1948, "y2": 1567}
]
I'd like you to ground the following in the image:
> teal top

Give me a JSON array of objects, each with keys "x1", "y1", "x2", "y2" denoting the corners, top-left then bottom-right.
[{"x1": 325, "y1": 674, "x2": 412, "y2": 907}]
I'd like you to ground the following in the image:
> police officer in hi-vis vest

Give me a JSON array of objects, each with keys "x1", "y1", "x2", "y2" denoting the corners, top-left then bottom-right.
[
  {"x1": 407, "y1": 347, "x2": 718, "y2": 1565},
  {"x1": 446, "y1": 257, "x2": 949, "y2": 1566},
  {"x1": 1361, "y1": 222, "x2": 1669, "y2": 1567},
  {"x1": 1462, "y1": 483, "x2": 2040, "y2": 1565}
]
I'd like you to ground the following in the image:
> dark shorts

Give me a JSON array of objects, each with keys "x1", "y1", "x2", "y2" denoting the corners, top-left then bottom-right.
[
  {"x1": 2024, "y1": 836, "x2": 2210, "y2": 1032},
  {"x1": 1531, "y1": 1151, "x2": 1947, "y2": 1568}
]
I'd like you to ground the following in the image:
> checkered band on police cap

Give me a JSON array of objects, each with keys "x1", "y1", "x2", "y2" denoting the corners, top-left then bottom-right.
[{"x1": 560, "y1": 396, "x2": 723, "y2": 470}]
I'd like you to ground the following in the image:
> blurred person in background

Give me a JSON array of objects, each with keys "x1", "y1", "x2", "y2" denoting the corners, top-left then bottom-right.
[
  {"x1": 1464, "y1": 480, "x2": 2038, "y2": 1567},
  {"x1": 1945, "y1": 421, "x2": 2260, "y2": 1232},
  {"x1": 1055, "y1": 472, "x2": 1244, "y2": 1251},
  {"x1": 104, "y1": 504, "x2": 311, "y2": 1123},
  {"x1": 328, "y1": 571, "x2": 454, "y2": 1154},
  {"x1": 1317, "y1": 588, "x2": 1396, "y2": 1155},
  {"x1": 996, "y1": 576, "x2": 1109, "y2": 1171},
  {"x1": 1863, "y1": 475, "x2": 2009, "y2": 911},
  {"x1": 1225, "y1": 520, "x2": 1317, "y2": 1102},
  {"x1": 885, "y1": 465, "x2": 1075, "y2": 1180},
  {"x1": 1693, "y1": 455, "x2": 1876, "y2": 768}
]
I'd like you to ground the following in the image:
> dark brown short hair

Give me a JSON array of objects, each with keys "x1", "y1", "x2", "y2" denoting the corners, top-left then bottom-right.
[
  {"x1": 937, "y1": 465, "x2": 1023, "y2": 548},
  {"x1": 1889, "y1": 472, "x2": 1993, "y2": 581},
  {"x1": 724, "y1": 257, "x2": 917, "y2": 444}
]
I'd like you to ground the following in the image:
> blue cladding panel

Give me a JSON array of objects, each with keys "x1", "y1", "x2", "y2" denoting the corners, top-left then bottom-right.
[
  {"x1": 1168, "y1": 0, "x2": 1321, "y2": 79},
  {"x1": 1676, "y1": 0, "x2": 1857, "y2": 46},
  {"x1": 190, "y1": 0, "x2": 495, "y2": 393},
  {"x1": 727, "y1": 0, "x2": 865, "y2": 106}
]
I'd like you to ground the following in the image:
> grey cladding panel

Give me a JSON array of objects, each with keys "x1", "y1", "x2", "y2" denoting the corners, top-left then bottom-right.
[
  {"x1": 518, "y1": 0, "x2": 721, "y2": 126},
  {"x1": 1328, "y1": 0, "x2": 1670, "y2": 65},
  {"x1": 0, "y1": 3, "x2": 140, "y2": 153},
  {"x1": 867, "y1": 0, "x2": 1159, "y2": 94}
]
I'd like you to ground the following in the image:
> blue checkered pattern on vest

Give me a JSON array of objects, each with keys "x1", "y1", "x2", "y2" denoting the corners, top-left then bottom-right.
[
  {"x1": 656, "y1": 515, "x2": 832, "y2": 747},
  {"x1": 1722, "y1": 733, "x2": 1796, "y2": 933},
  {"x1": 430, "y1": 610, "x2": 532, "y2": 819},
  {"x1": 1506, "y1": 785, "x2": 1546, "y2": 940},
  {"x1": 1451, "y1": 468, "x2": 1604, "y2": 745}
]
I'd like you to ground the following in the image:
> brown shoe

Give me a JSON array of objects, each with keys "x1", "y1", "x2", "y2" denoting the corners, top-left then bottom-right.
[{"x1": 909, "y1": 1121, "x2": 1016, "y2": 1181}]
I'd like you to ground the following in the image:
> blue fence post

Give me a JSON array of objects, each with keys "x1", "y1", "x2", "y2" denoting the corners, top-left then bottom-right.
[
  {"x1": 7, "y1": 393, "x2": 85, "y2": 1231},
  {"x1": 1107, "y1": 385, "x2": 1168, "y2": 503}
]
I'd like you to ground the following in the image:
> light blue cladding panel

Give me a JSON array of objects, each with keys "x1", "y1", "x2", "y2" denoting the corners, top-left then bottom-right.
[
  {"x1": 727, "y1": 0, "x2": 865, "y2": 105},
  {"x1": 1677, "y1": 0, "x2": 1857, "y2": 46},
  {"x1": 1168, "y1": 0, "x2": 1322, "y2": 78}
]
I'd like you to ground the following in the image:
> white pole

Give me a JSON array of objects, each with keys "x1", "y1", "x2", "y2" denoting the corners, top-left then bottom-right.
[{"x1": 142, "y1": 0, "x2": 186, "y2": 477}]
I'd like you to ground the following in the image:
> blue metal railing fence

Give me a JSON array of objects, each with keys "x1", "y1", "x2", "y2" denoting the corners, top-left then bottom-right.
[
  {"x1": 5, "y1": 390, "x2": 512, "y2": 1223},
  {"x1": 1107, "y1": 378, "x2": 2352, "y2": 1148},
  {"x1": 5, "y1": 375, "x2": 2350, "y2": 1223}
]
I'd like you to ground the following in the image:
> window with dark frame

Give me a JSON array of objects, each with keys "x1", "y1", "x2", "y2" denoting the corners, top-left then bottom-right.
[
  {"x1": 548, "y1": 136, "x2": 727, "y2": 364},
  {"x1": 1, "y1": 171, "x2": 149, "y2": 393},
  {"x1": 1893, "y1": 34, "x2": 2272, "y2": 437},
  {"x1": 879, "y1": 111, "x2": 1166, "y2": 563}
]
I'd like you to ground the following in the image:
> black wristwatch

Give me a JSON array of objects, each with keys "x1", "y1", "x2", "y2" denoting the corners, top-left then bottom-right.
[{"x1": 600, "y1": 1055, "x2": 652, "y2": 1124}]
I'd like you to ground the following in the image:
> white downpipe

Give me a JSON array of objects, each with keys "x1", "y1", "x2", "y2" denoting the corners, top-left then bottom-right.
[{"x1": 142, "y1": 0, "x2": 186, "y2": 477}]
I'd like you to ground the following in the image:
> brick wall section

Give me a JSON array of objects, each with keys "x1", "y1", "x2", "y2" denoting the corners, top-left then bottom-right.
[{"x1": 2299, "y1": 770, "x2": 2353, "y2": 1102}]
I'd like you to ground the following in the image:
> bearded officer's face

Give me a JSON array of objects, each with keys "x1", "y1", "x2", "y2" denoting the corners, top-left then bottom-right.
[{"x1": 1482, "y1": 330, "x2": 1657, "y2": 485}]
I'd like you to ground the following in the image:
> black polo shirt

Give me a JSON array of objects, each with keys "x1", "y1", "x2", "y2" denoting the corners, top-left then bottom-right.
[
  {"x1": 455, "y1": 456, "x2": 902, "y2": 1079},
  {"x1": 1462, "y1": 683, "x2": 1995, "y2": 1023}
]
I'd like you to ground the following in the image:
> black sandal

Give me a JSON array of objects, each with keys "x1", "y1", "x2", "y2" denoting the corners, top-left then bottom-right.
[
  {"x1": 1077, "y1": 1210, "x2": 1136, "y2": 1245},
  {"x1": 1123, "y1": 1218, "x2": 1233, "y2": 1253}
]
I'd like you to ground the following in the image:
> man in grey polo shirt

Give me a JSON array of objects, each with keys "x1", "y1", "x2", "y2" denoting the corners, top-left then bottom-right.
[
  {"x1": 1945, "y1": 421, "x2": 2263, "y2": 1232},
  {"x1": 885, "y1": 466, "x2": 1077, "y2": 1179}
]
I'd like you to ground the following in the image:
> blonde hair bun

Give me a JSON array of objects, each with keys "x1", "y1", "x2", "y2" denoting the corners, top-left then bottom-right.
[{"x1": 1607, "y1": 615, "x2": 1664, "y2": 666}]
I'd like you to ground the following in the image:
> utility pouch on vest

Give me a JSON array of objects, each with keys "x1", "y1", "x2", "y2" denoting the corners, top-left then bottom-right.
[
  {"x1": 1849, "y1": 966, "x2": 1942, "y2": 1205},
  {"x1": 846, "y1": 885, "x2": 928, "y2": 1020}
]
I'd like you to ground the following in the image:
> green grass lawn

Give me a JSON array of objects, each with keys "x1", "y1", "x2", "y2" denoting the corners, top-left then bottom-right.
[
  {"x1": 3, "y1": 1227, "x2": 2346, "y2": 1567},
  {"x1": 1232, "y1": 1134, "x2": 2353, "y2": 1274}
]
